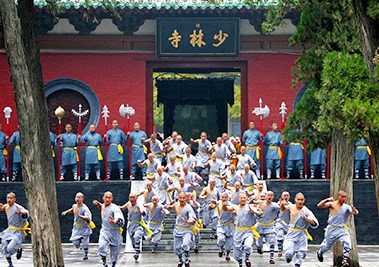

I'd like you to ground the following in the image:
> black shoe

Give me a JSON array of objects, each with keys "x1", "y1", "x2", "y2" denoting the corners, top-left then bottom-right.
[
  {"x1": 225, "y1": 255, "x2": 231, "y2": 261},
  {"x1": 194, "y1": 246, "x2": 199, "y2": 254},
  {"x1": 16, "y1": 247, "x2": 22, "y2": 260},
  {"x1": 270, "y1": 259, "x2": 275, "y2": 264},
  {"x1": 286, "y1": 257, "x2": 292, "y2": 263},
  {"x1": 218, "y1": 251, "x2": 223, "y2": 257},
  {"x1": 245, "y1": 261, "x2": 251, "y2": 267},
  {"x1": 257, "y1": 247, "x2": 263, "y2": 254},
  {"x1": 112, "y1": 262, "x2": 116, "y2": 267},
  {"x1": 134, "y1": 253, "x2": 139, "y2": 260},
  {"x1": 316, "y1": 250, "x2": 323, "y2": 262}
]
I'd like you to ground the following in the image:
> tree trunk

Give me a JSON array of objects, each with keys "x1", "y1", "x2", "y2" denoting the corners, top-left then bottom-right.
[
  {"x1": 0, "y1": 0, "x2": 64, "y2": 266},
  {"x1": 330, "y1": 129, "x2": 359, "y2": 267},
  {"x1": 351, "y1": 0, "x2": 379, "y2": 77},
  {"x1": 369, "y1": 132, "x2": 379, "y2": 220}
]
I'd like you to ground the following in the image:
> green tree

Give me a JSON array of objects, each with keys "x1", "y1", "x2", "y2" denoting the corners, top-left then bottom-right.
[{"x1": 262, "y1": 1, "x2": 379, "y2": 266}]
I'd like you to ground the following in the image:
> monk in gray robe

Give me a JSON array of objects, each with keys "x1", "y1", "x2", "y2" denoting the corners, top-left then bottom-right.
[
  {"x1": 165, "y1": 192, "x2": 198, "y2": 267},
  {"x1": 62, "y1": 192, "x2": 93, "y2": 261},
  {"x1": 198, "y1": 178, "x2": 220, "y2": 240},
  {"x1": 0, "y1": 192, "x2": 30, "y2": 267},
  {"x1": 255, "y1": 191, "x2": 280, "y2": 264},
  {"x1": 316, "y1": 190, "x2": 359, "y2": 267},
  {"x1": 280, "y1": 192, "x2": 319, "y2": 267},
  {"x1": 144, "y1": 196, "x2": 170, "y2": 254},
  {"x1": 93, "y1": 191, "x2": 124, "y2": 267},
  {"x1": 120, "y1": 193, "x2": 152, "y2": 261},
  {"x1": 222, "y1": 192, "x2": 261, "y2": 267},
  {"x1": 276, "y1": 191, "x2": 292, "y2": 257}
]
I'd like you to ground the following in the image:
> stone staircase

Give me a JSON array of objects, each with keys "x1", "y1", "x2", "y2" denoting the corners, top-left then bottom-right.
[{"x1": 142, "y1": 185, "x2": 221, "y2": 252}]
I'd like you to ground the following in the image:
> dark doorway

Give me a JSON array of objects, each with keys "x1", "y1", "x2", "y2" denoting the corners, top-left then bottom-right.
[{"x1": 157, "y1": 78, "x2": 234, "y2": 141}]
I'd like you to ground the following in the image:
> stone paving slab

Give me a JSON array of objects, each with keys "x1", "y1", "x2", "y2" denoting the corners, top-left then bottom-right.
[{"x1": 1, "y1": 244, "x2": 378, "y2": 267}]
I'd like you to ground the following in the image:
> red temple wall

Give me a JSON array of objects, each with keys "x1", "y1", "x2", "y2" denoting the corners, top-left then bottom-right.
[{"x1": 0, "y1": 51, "x2": 299, "y2": 136}]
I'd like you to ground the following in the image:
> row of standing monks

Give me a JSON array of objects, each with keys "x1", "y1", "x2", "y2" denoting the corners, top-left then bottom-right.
[{"x1": 0, "y1": 120, "x2": 372, "y2": 181}]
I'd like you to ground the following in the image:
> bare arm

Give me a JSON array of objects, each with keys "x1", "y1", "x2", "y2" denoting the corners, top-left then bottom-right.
[
  {"x1": 198, "y1": 188, "x2": 208, "y2": 199},
  {"x1": 119, "y1": 202, "x2": 129, "y2": 211},
  {"x1": 248, "y1": 204, "x2": 262, "y2": 216},
  {"x1": 301, "y1": 212, "x2": 316, "y2": 226},
  {"x1": 0, "y1": 203, "x2": 6, "y2": 212},
  {"x1": 61, "y1": 206, "x2": 73, "y2": 216},
  {"x1": 93, "y1": 200, "x2": 102, "y2": 210},
  {"x1": 317, "y1": 197, "x2": 334, "y2": 208},
  {"x1": 222, "y1": 201, "x2": 235, "y2": 212},
  {"x1": 351, "y1": 205, "x2": 359, "y2": 215}
]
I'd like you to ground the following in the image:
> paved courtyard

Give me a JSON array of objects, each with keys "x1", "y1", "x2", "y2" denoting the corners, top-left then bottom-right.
[{"x1": 1, "y1": 244, "x2": 378, "y2": 267}]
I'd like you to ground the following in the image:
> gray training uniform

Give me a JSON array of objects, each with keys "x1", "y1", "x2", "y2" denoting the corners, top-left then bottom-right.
[
  {"x1": 256, "y1": 202, "x2": 280, "y2": 261},
  {"x1": 173, "y1": 204, "x2": 197, "y2": 256},
  {"x1": 127, "y1": 203, "x2": 146, "y2": 254},
  {"x1": 283, "y1": 206, "x2": 319, "y2": 266},
  {"x1": 0, "y1": 203, "x2": 29, "y2": 258},
  {"x1": 98, "y1": 203, "x2": 124, "y2": 263},
  {"x1": 69, "y1": 204, "x2": 93, "y2": 250},
  {"x1": 233, "y1": 204, "x2": 259, "y2": 262},
  {"x1": 156, "y1": 172, "x2": 172, "y2": 205},
  {"x1": 217, "y1": 202, "x2": 235, "y2": 254},
  {"x1": 201, "y1": 187, "x2": 220, "y2": 234},
  {"x1": 318, "y1": 204, "x2": 353, "y2": 263},
  {"x1": 148, "y1": 204, "x2": 167, "y2": 247}
]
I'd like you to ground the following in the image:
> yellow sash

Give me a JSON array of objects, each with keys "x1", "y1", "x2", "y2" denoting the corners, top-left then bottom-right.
[
  {"x1": 176, "y1": 225, "x2": 200, "y2": 236},
  {"x1": 217, "y1": 158, "x2": 224, "y2": 161},
  {"x1": 210, "y1": 173, "x2": 220, "y2": 176},
  {"x1": 152, "y1": 152, "x2": 167, "y2": 157},
  {"x1": 130, "y1": 220, "x2": 153, "y2": 237},
  {"x1": 110, "y1": 143, "x2": 124, "y2": 154},
  {"x1": 51, "y1": 146, "x2": 55, "y2": 157},
  {"x1": 357, "y1": 146, "x2": 371, "y2": 156},
  {"x1": 15, "y1": 145, "x2": 20, "y2": 150},
  {"x1": 290, "y1": 142, "x2": 304, "y2": 149},
  {"x1": 236, "y1": 225, "x2": 260, "y2": 239},
  {"x1": 147, "y1": 173, "x2": 155, "y2": 178},
  {"x1": 87, "y1": 146, "x2": 103, "y2": 160},
  {"x1": 219, "y1": 221, "x2": 236, "y2": 226},
  {"x1": 64, "y1": 147, "x2": 79, "y2": 161},
  {"x1": 3, "y1": 149, "x2": 7, "y2": 156},
  {"x1": 280, "y1": 218, "x2": 290, "y2": 223},
  {"x1": 9, "y1": 221, "x2": 32, "y2": 237},
  {"x1": 199, "y1": 151, "x2": 212, "y2": 157},
  {"x1": 74, "y1": 221, "x2": 96, "y2": 229},
  {"x1": 244, "y1": 184, "x2": 258, "y2": 192},
  {"x1": 149, "y1": 221, "x2": 165, "y2": 231},
  {"x1": 246, "y1": 146, "x2": 261, "y2": 159},
  {"x1": 269, "y1": 146, "x2": 282, "y2": 159},
  {"x1": 143, "y1": 145, "x2": 148, "y2": 154},
  {"x1": 289, "y1": 227, "x2": 313, "y2": 241},
  {"x1": 258, "y1": 220, "x2": 276, "y2": 226},
  {"x1": 176, "y1": 158, "x2": 183, "y2": 162},
  {"x1": 329, "y1": 224, "x2": 349, "y2": 230},
  {"x1": 195, "y1": 219, "x2": 203, "y2": 229},
  {"x1": 172, "y1": 176, "x2": 179, "y2": 179}
]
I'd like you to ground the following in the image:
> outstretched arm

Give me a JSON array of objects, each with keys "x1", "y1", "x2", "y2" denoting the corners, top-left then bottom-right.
[
  {"x1": 317, "y1": 197, "x2": 334, "y2": 208},
  {"x1": 92, "y1": 200, "x2": 102, "y2": 210},
  {"x1": 351, "y1": 205, "x2": 359, "y2": 215},
  {"x1": 61, "y1": 207, "x2": 73, "y2": 216}
]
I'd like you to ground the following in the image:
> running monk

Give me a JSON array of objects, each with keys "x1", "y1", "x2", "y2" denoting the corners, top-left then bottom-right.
[
  {"x1": 105, "y1": 120, "x2": 126, "y2": 180},
  {"x1": 62, "y1": 192, "x2": 94, "y2": 260},
  {"x1": 154, "y1": 166, "x2": 173, "y2": 205},
  {"x1": 138, "y1": 153, "x2": 161, "y2": 187},
  {"x1": 80, "y1": 124, "x2": 103, "y2": 180},
  {"x1": 58, "y1": 124, "x2": 79, "y2": 181},
  {"x1": 255, "y1": 191, "x2": 280, "y2": 264},
  {"x1": 144, "y1": 134, "x2": 165, "y2": 164},
  {"x1": 316, "y1": 190, "x2": 359, "y2": 266},
  {"x1": 165, "y1": 192, "x2": 198, "y2": 267},
  {"x1": 209, "y1": 192, "x2": 235, "y2": 262},
  {"x1": 222, "y1": 192, "x2": 262, "y2": 267},
  {"x1": 144, "y1": 196, "x2": 170, "y2": 255},
  {"x1": 93, "y1": 192, "x2": 124, "y2": 267},
  {"x1": 198, "y1": 178, "x2": 220, "y2": 240},
  {"x1": 276, "y1": 191, "x2": 292, "y2": 257},
  {"x1": 190, "y1": 132, "x2": 212, "y2": 178},
  {"x1": 204, "y1": 152, "x2": 226, "y2": 190},
  {"x1": 136, "y1": 181, "x2": 158, "y2": 204},
  {"x1": 280, "y1": 192, "x2": 319, "y2": 267},
  {"x1": 0, "y1": 192, "x2": 30, "y2": 267},
  {"x1": 120, "y1": 193, "x2": 151, "y2": 261}
]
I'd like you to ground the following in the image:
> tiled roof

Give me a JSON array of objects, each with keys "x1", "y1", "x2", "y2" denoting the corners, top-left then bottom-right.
[{"x1": 34, "y1": 0, "x2": 278, "y2": 10}]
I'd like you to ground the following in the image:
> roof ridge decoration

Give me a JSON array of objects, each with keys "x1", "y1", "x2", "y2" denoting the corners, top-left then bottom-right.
[{"x1": 34, "y1": 0, "x2": 280, "y2": 10}]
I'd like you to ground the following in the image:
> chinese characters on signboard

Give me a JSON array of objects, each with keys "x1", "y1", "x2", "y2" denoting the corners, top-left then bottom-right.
[{"x1": 157, "y1": 18, "x2": 240, "y2": 57}]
